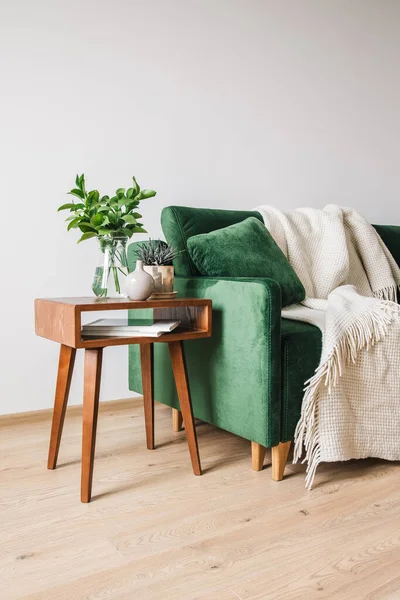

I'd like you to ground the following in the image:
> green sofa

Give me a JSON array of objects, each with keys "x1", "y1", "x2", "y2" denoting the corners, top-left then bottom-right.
[{"x1": 127, "y1": 207, "x2": 400, "y2": 479}]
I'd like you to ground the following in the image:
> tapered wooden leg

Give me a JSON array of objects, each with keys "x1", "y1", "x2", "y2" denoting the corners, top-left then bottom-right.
[
  {"x1": 47, "y1": 345, "x2": 76, "y2": 470},
  {"x1": 172, "y1": 408, "x2": 183, "y2": 432},
  {"x1": 271, "y1": 441, "x2": 292, "y2": 481},
  {"x1": 140, "y1": 343, "x2": 154, "y2": 450},
  {"x1": 81, "y1": 348, "x2": 103, "y2": 503},
  {"x1": 168, "y1": 341, "x2": 201, "y2": 475},
  {"x1": 251, "y1": 442, "x2": 266, "y2": 471}
]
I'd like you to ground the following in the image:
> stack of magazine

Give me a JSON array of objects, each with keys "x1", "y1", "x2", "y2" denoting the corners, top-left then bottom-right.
[{"x1": 82, "y1": 318, "x2": 181, "y2": 338}]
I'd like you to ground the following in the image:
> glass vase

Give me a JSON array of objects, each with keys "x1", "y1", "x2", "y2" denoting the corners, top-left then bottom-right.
[{"x1": 92, "y1": 235, "x2": 129, "y2": 298}]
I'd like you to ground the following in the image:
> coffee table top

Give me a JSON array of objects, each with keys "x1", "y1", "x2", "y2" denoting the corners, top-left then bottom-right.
[{"x1": 36, "y1": 297, "x2": 211, "y2": 310}]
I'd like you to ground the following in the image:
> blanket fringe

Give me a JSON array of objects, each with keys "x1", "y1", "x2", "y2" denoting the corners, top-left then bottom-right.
[
  {"x1": 293, "y1": 296, "x2": 400, "y2": 490},
  {"x1": 374, "y1": 285, "x2": 399, "y2": 303}
]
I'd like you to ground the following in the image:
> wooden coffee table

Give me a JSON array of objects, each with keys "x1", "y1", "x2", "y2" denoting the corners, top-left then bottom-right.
[{"x1": 34, "y1": 297, "x2": 212, "y2": 503}]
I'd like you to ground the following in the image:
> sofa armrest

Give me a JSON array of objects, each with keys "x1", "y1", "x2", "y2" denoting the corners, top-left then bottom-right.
[
  {"x1": 128, "y1": 275, "x2": 283, "y2": 447},
  {"x1": 174, "y1": 276, "x2": 282, "y2": 447}
]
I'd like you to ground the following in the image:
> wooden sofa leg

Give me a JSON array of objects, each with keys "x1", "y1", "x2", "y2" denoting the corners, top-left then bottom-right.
[
  {"x1": 172, "y1": 408, "x2": 183, "y2": 432},
  {"x1": 251, "y1": 442, "x2": 266, "y2": 471},
  {"x1": 271, "y1": 441, "x2": 292, "y2": 481}
]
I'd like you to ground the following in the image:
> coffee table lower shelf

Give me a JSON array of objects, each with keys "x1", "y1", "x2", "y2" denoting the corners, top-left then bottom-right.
[{"x1": 80, "y1": 327, "x2": 208, "y2": 348}]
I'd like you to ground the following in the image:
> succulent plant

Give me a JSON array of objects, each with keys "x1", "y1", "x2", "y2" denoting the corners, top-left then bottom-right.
[{"x1": 134, "y1": 239, "x2": 182, "y2": 266}]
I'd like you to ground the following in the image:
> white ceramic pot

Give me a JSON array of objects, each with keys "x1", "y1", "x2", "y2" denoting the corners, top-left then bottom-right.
[
  {"x1": 125, "y1": 260, "x2": 154, "y2": 300},
  {"x1": 143, "y1": 265, "x2": 174, "y2": 293}
]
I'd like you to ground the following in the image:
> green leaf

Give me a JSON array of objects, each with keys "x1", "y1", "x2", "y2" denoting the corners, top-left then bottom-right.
[
  {"x1": 67, "y1": 217, "x2": 81, "y2": 230},
  {"x1": 75, "y1": 174, "x2": 81, "y2": 187},
  {"x1": 58, "y1": 203, "x2": 76, "y2": 211},
  {"x1": 132, "y1": 226, "x2": 147, "y2": 234},
  {"x1": 68, "y1": 188, "x2": 85, "y2": 199},
  {"x1": 77, "y1": 231, "x2": 97, "y2": 243},
  {"x1": 132, "y1": 212, "x2": 142, "y2": 219},
  {"x1": 125, "y1": 200, "x2": 140, "y2": 212},
  {"x1": 126, "y1": 187, "x2": 134, "y2": 199},
  {"x1": 78, "y1": 222, "x2": 97, "y2": 233},
  {"x1": 132, "y1": 176, "x2": 140, "y2": 195},
  {"x1": 91, "y1": 214, "x2": 104, "y2": 227},
  {"x1": 97, "y1": 228, "x2": 113, "y2": 235},
  {"x1": 79, "y1": 174, "x2": 86, "y2": 195},
  {"x1": 67, "y1": 203, "x2": 85, "y2": 211},
  {"x1": 138, "y1": 189, "x2": 156, "y2": 199},
  {"x1": 87, "y1": 190, "x2": 100, "y2": 204},
  {"x1": 122, "y1": 214, "x2": 136, "y2": 224}
]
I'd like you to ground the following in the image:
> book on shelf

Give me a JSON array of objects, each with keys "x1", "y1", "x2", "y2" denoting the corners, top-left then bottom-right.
[{"x1": 81, "y1": 318, "x2": 181, "y2": 338}]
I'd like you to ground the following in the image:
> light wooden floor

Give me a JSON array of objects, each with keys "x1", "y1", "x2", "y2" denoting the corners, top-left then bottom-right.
[{"x1": 2, "y1": 399, "x2": 400, "y2": 600}]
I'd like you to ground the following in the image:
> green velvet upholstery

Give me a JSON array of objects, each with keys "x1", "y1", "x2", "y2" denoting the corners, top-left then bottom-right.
[
  {"x1": 126, "y1": 280, "x2": 322, "y2": 447},
  {"x1": 374, "y1": 225, "x2": 400, "y2": 268},
  {"x1": 128, "y1": 275, "x2": 282, "y2": 447},
  {"x1": 187, "y1": 217, "x2": 305, "y2": 307},
  {"x1": 280, "y1": 320, "x2": 322, "y2": 442},
  {"x1": 128, "y1": 209, "x2": 400, "y2": 452}
]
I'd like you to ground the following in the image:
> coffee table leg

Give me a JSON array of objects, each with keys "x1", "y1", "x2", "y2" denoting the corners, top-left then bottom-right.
[
  {"x1": 48, "y1": 344, "x2": 76, "y2": 470},
  {"x1": 81, "y1": 348, "x2": 103, "y2": 503},
  {"x1": 140, "y1": 343, "x2": 154, "y2": 450},
  {"x1": 168, "y1": 341, "x2": 202, "y2": 476}
]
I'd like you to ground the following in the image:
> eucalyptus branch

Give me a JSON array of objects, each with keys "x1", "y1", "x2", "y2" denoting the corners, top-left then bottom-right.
[{"x1": 58, "y1": 173, "x2": 156, "y2": 243}]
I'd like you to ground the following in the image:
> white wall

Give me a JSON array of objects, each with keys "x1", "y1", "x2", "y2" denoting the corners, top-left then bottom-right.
[{"x1": 1, "y1": 0, "x2": 399, "y2": 414}]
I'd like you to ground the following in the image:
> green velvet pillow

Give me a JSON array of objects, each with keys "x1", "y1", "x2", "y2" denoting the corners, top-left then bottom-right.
[{"x1": 187, "y1": 217, "x2": 305, "y2": 307}]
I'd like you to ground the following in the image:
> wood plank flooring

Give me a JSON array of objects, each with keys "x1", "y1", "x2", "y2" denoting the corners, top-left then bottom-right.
[{"x1": 1, "y1": 398, "x2": 400, "y2": 600}]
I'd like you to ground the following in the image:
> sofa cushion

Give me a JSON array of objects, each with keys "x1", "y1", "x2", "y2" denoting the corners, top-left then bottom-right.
[
  {"x1": 186, "y1": 217, "x2": 305, "y2": 307},
  {"x1": 161, "y1": 206, "x2": 264, "y2": 277}
]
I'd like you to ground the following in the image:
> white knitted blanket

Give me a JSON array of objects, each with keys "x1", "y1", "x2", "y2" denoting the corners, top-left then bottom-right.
[{"x1": 256, "y1": 205, "x2": 400, "y2": 488}]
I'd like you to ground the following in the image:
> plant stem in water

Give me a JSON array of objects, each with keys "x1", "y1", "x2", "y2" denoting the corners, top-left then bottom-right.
[{"x1": 113, "y1": 266, "x2": 121, "y2": 294}]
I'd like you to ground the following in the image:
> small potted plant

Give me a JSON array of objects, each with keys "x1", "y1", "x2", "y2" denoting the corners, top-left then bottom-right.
[
  {"x1": 58, "y1": 174, "x2": 156, "y2": 298},
  {"x1": 134, "y1": 239, "x2": 182, "y2": 297}
]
